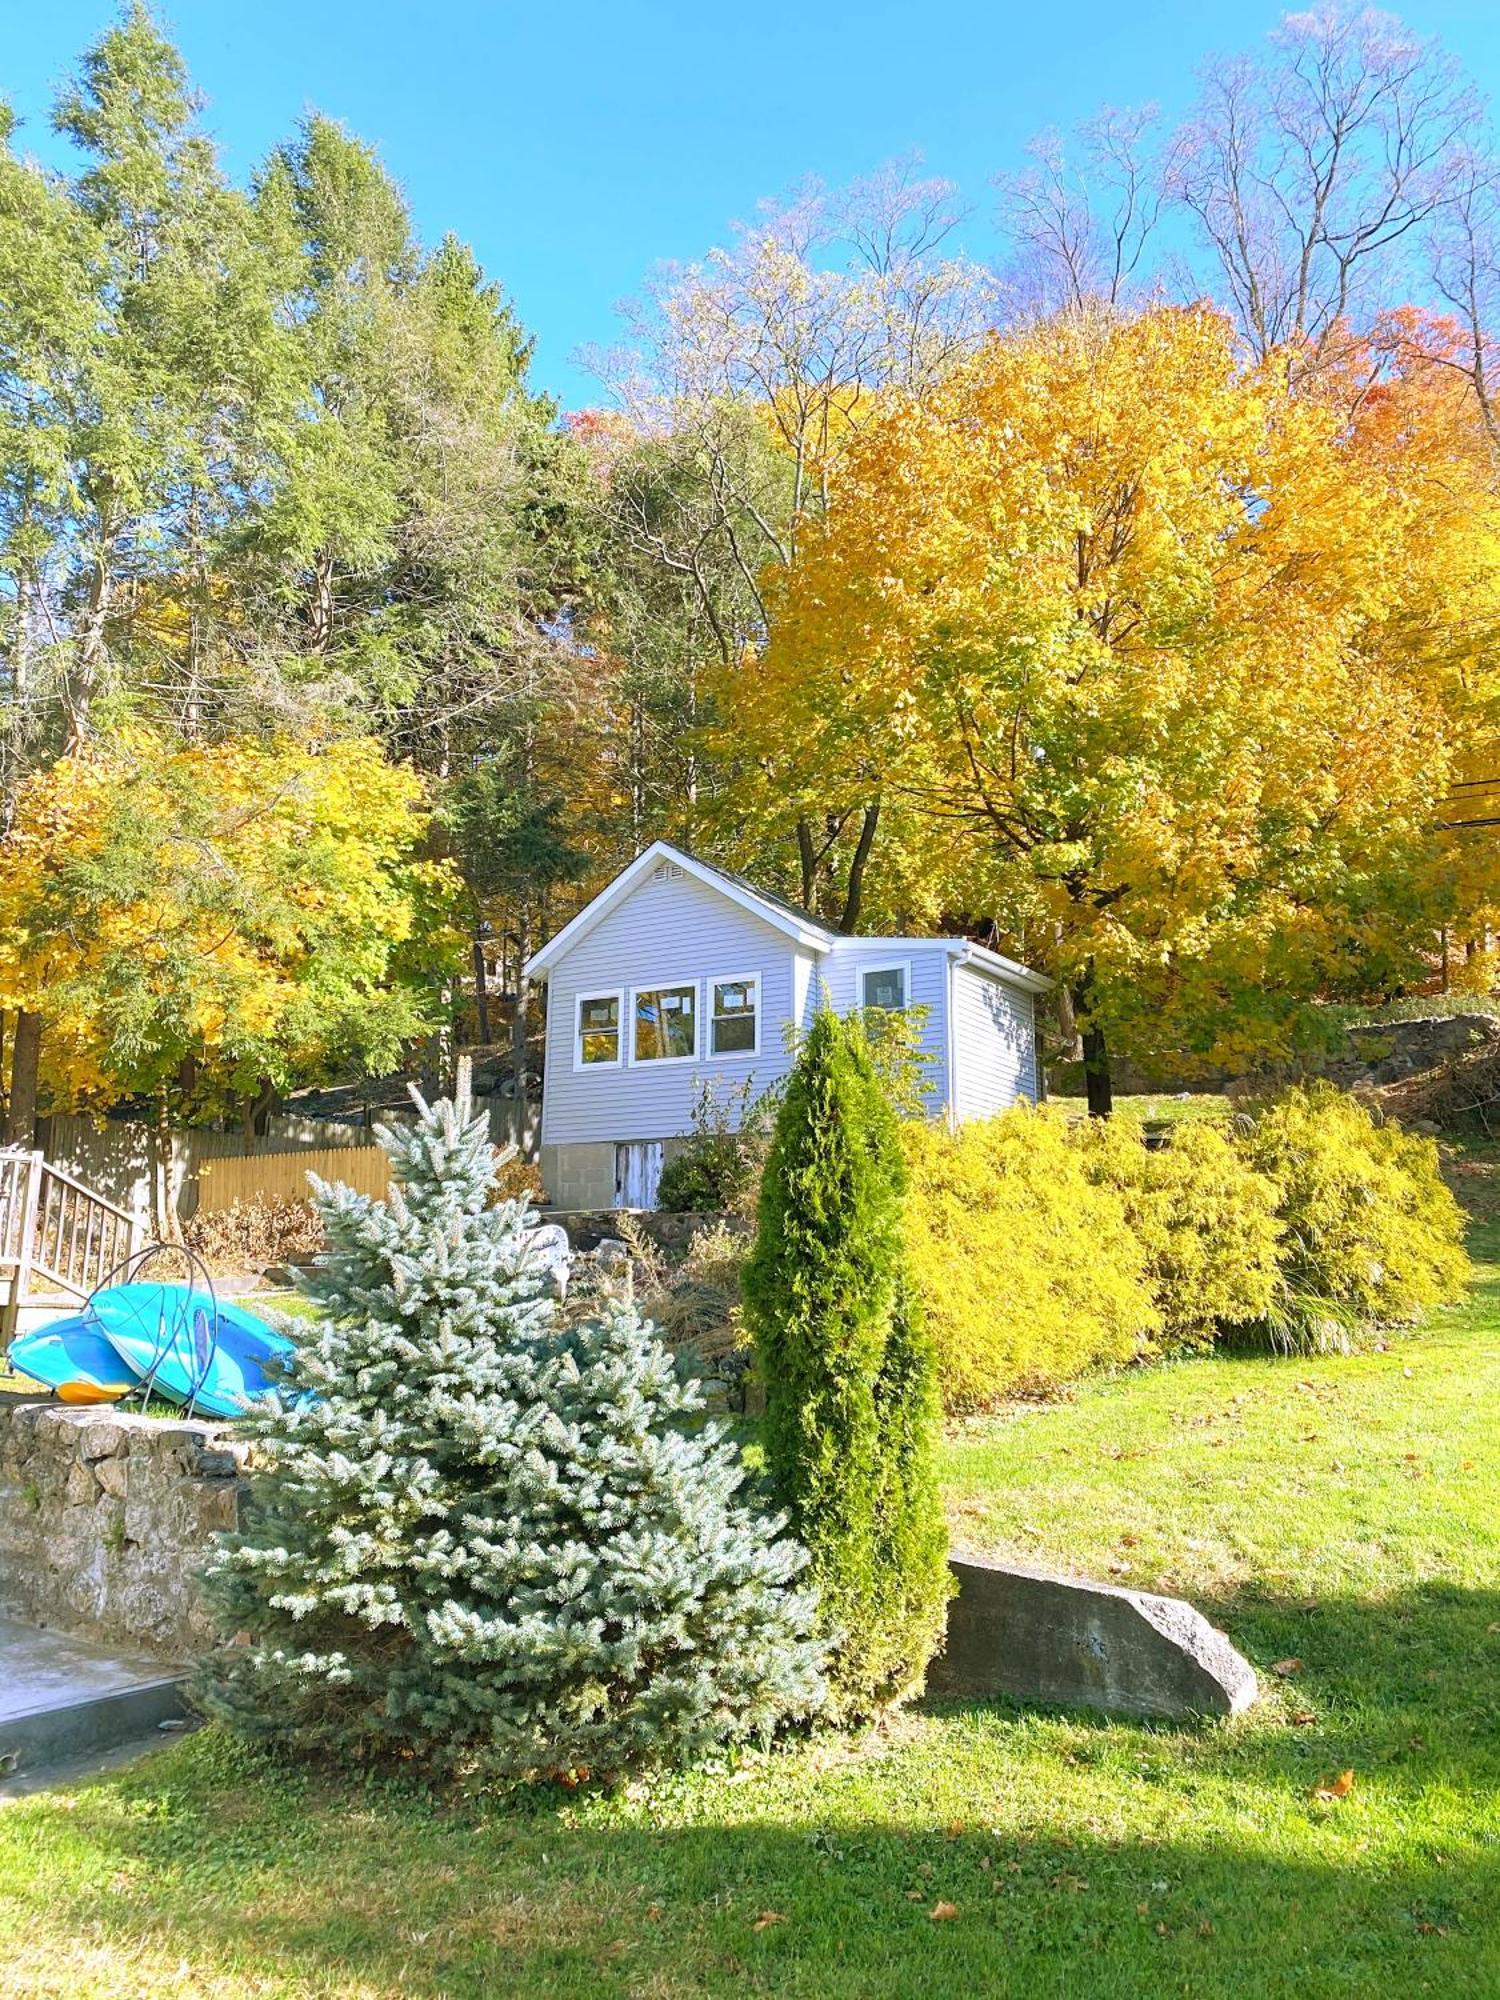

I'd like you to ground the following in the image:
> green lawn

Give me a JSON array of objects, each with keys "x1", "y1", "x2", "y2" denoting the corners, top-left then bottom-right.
[{"x1": 4, "y1": 1230, "x2": 1498, "y2": 1996}]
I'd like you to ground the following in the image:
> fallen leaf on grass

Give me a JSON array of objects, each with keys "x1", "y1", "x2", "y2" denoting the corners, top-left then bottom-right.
[
  {"x1": 929, "y1": 1901, "x2": 960, "y2": 1921},
  {"x1": 946, "y1": 1819, "x2": 966, "y2": 1838},
  {"x1": 752, "y1": 1911, "x2": 785, "y2": 1932},
  {"x1": 906, "y1": 1890, "x2": 923, "y2": 1902},
  {"x1": 1290, "y1": 1709, "x2": 1318, "y2": 1727},
  {"x1": 1312, "y1": 1769, "x2": 1355, "y2": 1801},
  {"x1": 1271, "y1": 1658, "x2": 1304, "y2": 1677},
  {"x1": 1487, "y1": 1622, "x2": 1500, "y2": 1635}
]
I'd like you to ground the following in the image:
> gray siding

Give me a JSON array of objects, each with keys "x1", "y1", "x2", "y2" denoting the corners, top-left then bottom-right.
[
  {"x1": 952, "y1": 962, "x2": 1038, "y2": 1120},
  {"x1": 540, "y1": 870, "x2": 800, "y2": 1148}
]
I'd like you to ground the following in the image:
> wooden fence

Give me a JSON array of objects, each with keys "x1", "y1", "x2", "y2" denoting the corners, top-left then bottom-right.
[{"x1": 193, "y1": 1145, "x2": 392, "y2": 1214}]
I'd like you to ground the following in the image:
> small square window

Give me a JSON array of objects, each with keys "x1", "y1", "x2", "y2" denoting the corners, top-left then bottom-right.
[
  {"x1": 711, "y1": 976, "x2": 758, "y2": 1055},
  {"x1": 861, "y1": 963, "x2": 909, "y2": 1011},
  {"x1": 634, "y1": 983, "x2": 698, "y2": 1061},
  {"x1": 576, "y1": 992, "x2": 621, "y2": 1067}
]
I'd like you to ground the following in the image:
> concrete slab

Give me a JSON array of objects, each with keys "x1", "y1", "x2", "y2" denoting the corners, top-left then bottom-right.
[{"x1": 0, "y1": 1616, "x2": 188, "y2": 1777}]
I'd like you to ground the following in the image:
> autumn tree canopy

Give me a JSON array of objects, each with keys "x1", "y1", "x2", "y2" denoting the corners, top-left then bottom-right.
[
  {"x1": 0, "y1": 734, "x2": 455, "y2": 1137},
  {"x1": 739, "y1": 305, "x2": 1500, "y2": 1107}
]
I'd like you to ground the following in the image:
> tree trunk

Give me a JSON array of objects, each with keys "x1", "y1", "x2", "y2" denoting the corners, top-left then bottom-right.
[
  {"x1": 1081, "y1": 1019, "x2": 1113, "y2": 1118},
  {"x1": 511, "y1": 909, "x2": 532, "y2": 1150},
  {"x1": 1071, "y1": 966, "x2": 1113, "y2": 1118},
  {"x1": 307, "y1": 549, "x2": 335, "y2": 655},
  {"x1": 796, "y1": 818, "x2": 817, "y2": 910},
  {"x1": 150, "y1": 1097, "x2": 178, "y2": 1244},
  {"x1": 2, "y1": 1010, "x2": 42, "y2": 1148},
  {"x1": 66, "y1": 552, "x2": 112, "y2": 750},
  {"x1": 473, "y1": 930, "x2": 492, "y2": 1044},
  {"x1": 839, "y1": 801, "x2": 880, "y2": 932}
]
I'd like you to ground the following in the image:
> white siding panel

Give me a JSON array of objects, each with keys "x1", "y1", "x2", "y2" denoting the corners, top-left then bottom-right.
[
  {"x1": 952, "y1": 962, "x2": 1038, "y2": 1121},
  {"x1": 541, "y1": 870, "x2": 801, "y2": 1147}
]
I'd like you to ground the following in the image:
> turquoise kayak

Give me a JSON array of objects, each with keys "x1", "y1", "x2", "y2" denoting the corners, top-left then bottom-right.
[
  {"x1": 8, "y1": 1313, "x2": 141, "y2": 1404},
  {"x1": 92, "y1": 1283, "x2": 295, "y2": 1418}
]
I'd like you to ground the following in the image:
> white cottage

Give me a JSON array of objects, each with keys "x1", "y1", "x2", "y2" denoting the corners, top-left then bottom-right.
[{"x1": 526, "y1": 840, "x2": 1051, "y2": 1210}]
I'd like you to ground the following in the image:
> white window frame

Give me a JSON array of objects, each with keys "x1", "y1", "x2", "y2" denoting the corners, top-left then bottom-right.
[
  {"x1": 706, "y1": 971, "x2": 762, "y2": 1060},
  {"x1": 628, "y1": 977, "x2": 701, "y2": 1066},
  {"x1": 858, "y1": 959, "x2": 912, "y2": 1013},
  {"x1": 573, "y1": 987, "x2": 625, "y2": 1072}
]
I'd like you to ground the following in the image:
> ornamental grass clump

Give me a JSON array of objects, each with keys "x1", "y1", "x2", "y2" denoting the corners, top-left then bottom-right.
[
  {"x1": 1237, "y1": 1081, "x2": 1469, "y2": 1350},
  {"x1": 197, "y1": 1086, "x2": 826, "y2": 1788},
  {"x1": 743, "y1": 1010, "x2": 951, "y2": 1720}
]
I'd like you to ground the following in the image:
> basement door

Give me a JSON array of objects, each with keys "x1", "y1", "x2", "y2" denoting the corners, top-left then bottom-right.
[{"x1": 614, "y1": 1141, "x2": 663, "y2": 1210}]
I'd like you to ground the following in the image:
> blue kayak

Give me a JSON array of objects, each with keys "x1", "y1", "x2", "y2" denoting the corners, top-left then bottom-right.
[
  {"x1": 8, "y1": 1313, "x2": 140, "y2": 1404},
  {"x1": 92, "y1": 1284, "x2": 295, "y2": 1418}
]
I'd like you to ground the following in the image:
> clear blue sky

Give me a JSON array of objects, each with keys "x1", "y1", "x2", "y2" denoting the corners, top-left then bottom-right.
[{"x1": 6, "y1": 2, "x2": 1500, "y2": 410}]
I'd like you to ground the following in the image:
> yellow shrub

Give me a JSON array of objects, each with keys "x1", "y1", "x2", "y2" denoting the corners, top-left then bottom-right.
[
  {"x1": 1072, "y1": 1119, "x2": 1282, "y2": 1352},
  {"x1": 1238, "y1": 1083, "x2": 1469, "y2": 1340},
  {"x1": 902, "y1": 1106, "x2": 1155, "y2": 1410}
]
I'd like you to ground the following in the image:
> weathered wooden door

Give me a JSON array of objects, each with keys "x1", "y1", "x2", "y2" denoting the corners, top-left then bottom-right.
[{"x1": 614, "y1": 1141, "x2": 663, "y2": 1210}]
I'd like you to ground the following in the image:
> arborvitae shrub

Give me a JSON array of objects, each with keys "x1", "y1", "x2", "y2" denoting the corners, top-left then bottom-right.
[
  {"x1": 198, "y1": 1088, "x2": 826, "y2": 1787},
  {"x1": 743, "y1": 1010, "x2": 951, "y2": 1718},
  {"x1": 902, "y1": 1106, "x2": 1153, "y2": 1409},
  {"x1": 1072, "y1": 1118, "x2": 1282, "y2": 1352},
  {"x1": 1236, "y1": 1082, "x2": 1469, "y2": 1346}
]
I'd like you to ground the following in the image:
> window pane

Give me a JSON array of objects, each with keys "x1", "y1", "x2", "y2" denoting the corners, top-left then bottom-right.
[
  {"x1": 711, "y1": 978, "x2": 756, "y2": 1054},
  {"x1": 578, "y1": 994, "x2": 619, "y2": 1065},
  {"x1": 712, "y1": 1013, "x2": 756, "y2": 1053},
  {"x1": 862, "y1": 967, "x2": 906, "y2": 1011},
  {"x1": 635, "y1": 985, "x2": 696, "y2": 1060}
]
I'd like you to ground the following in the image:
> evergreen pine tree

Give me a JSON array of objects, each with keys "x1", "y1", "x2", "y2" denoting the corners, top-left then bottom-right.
[
  {"x1": 199, "y1": 1087, "x2": 825, "y2": 1785},
  {"x1": 743, "y1": 1010, "x2": 951, "y2": 1718}
]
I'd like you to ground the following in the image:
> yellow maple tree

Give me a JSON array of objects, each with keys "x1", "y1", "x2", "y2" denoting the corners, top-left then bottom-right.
[
  {"x1": 0, "y1": 732, "x2": 460, "y2": 1132},
  {"x1": 733, "y1": 304, "x2": 1500, "y2": 1105}
]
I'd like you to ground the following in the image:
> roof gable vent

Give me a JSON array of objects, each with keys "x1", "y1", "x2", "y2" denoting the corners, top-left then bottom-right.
[{"x1": 652, "y1": 861, "x2": 684, "y2": 882}]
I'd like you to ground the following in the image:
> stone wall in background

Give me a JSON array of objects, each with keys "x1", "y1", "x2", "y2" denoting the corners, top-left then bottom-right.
[
  {"x1": 1049, "y1": 1012, "x2": 1500, "y2": 1101},
  {"x1": 0, "y1": 1400, "x2": 246, "y2": 1657}
]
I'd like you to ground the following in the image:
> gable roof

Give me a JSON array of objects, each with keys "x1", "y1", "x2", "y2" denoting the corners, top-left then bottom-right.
[
  {"x1": 524, "y1": 840, "x2": 839, "y2": 977},
  {"x1": 523, "y1": 839, "x2": 1052, "y2": 993}
]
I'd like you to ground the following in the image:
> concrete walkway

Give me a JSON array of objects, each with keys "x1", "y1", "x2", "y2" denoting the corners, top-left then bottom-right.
[{"x1": 0, "y1": 1615, "x2": 188, "y2": 1782}]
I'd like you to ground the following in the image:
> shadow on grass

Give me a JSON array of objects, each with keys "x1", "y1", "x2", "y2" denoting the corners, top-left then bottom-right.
[{"x1": 9, "y1": 1616, "x2": 1500, "y2": 2000}]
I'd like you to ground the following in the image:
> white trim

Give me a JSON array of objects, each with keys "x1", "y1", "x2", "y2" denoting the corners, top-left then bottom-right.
[
  {"x1": 857, "y1": 958, "x2": 912, "y2": 1013},
  {"x1": 827, "y1": 932, "x2": 1051, "y2": 995},
  {"x1": 952, "y1": 941, "x2": 1054, "y2": 994},
  {"x1": 706, "y1": 970, "x2": 762, "y2": 1060},
  {"x1": 945, "y1": 953, "x2": 959, "y2": 1127},
  {"x1": 573, "y1": 987, "x2": 624, "y2": 1072},
  {"x1": 628, "y1": 976, "x2": 701, "y2": 1066},
  {"x1": 525, "y1": 840, "x2": 835, "y2": 977}
]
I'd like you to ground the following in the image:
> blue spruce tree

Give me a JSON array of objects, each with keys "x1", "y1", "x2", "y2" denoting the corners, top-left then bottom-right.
[{"x1": 199, "y1": 1086, "x2": 825, "y2": 1785}]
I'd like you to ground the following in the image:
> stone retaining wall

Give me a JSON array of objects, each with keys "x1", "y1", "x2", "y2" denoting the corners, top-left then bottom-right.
[
  {"x1": 0, "y1": 1399, "x2": 246, "y2": 1657},
  {"x1": 1049, "y1": 1010, "x2": 1500, "y2": 1099}
]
